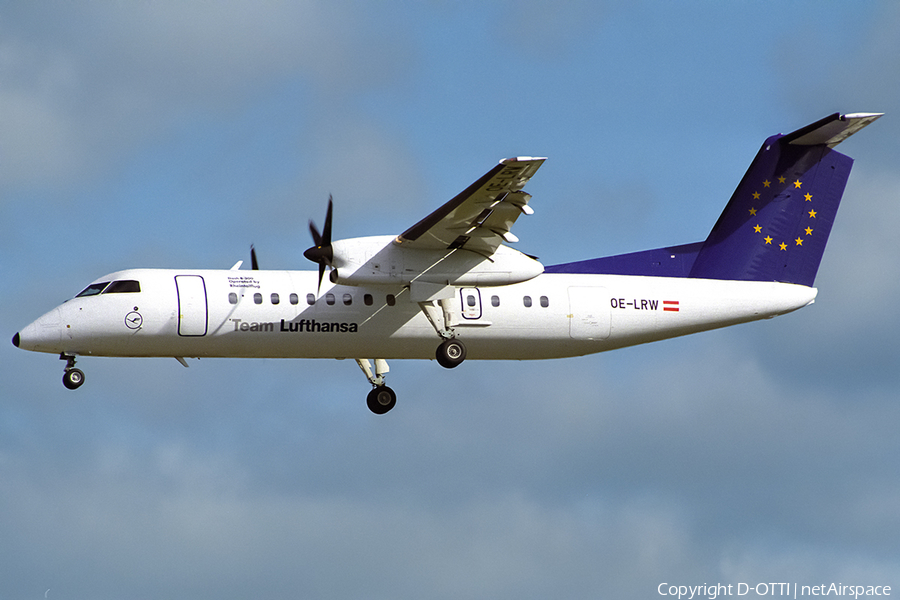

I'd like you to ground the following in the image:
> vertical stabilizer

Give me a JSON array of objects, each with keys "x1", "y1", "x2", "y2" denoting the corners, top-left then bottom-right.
[{"x1": 689, "y1": 113, "x2": 881, "y2": 286}]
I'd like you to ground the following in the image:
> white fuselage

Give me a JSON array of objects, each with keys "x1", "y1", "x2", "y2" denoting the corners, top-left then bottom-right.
[{"x1": 17, "y1": 268, "x2": 817, "y2": 361}]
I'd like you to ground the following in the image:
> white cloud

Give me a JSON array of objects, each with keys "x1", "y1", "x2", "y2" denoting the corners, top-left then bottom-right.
[
  {"x1": 819, "y1": 168, "x2": 900, "y2": 314},
  {"x1": 0, "y1": 2, "x2": 410, "y2": 191}
]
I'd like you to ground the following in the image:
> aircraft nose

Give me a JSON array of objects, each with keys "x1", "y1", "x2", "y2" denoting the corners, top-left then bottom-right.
[{"x1": 14, "y1": 308, "x2": 63, "y2": 353}]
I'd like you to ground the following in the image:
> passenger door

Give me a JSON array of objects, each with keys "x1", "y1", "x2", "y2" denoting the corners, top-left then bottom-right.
[
  {"x1": 175, "y1": 275, "x2": 208, "y2": 336},
  {"x1": 459, "y1": 287, "x2": 483, "y2": 320}
]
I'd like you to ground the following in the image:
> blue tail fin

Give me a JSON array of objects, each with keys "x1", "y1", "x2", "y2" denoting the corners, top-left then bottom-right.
[
  {"x1": 689, "y1": 112, "x2": 882, "y2": 286},
  {"x1": 544, "y1": 113, "x2": 881, "y2": 282}
]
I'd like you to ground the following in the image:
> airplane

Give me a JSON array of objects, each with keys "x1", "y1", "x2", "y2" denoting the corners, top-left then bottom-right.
[{"x1": 13, "y1": 112, "x2": 882, "y2": 414}]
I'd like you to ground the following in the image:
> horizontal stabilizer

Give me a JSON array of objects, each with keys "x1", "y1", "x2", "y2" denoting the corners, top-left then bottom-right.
[{"x1": 783, "y1": 112, "x2": 883, "y2": 148}]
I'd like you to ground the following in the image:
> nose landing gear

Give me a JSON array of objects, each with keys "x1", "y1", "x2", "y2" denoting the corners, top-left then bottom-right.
[{"x1": 60, "y1": 353, "x2": 85, "y2": 390}]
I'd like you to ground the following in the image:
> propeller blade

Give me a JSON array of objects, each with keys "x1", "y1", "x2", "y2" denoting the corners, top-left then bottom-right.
[
  {"x1": 250, "y1": 245, "x2": 259, "y2": 270},
  {"x1": 317, "y1": 262, "x2": 327, "y2": 294},
  {"x1": 323, "y1": 195, "x2": 333, "y2": 245},
  {"x1": 304, "y1": 195, "x2": 337, "y2": 294},
  {"x1": 308, "y1": 221, "x2": 323, "y2": 247}
]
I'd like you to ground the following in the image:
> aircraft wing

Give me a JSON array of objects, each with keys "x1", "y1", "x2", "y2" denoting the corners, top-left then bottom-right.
[{"x1": 395, "y1": 157, "x2": 546, "y2": 256}]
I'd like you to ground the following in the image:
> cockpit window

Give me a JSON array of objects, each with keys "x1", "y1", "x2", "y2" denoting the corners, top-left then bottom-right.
[
  {"x1": 75, "y1": 279, "x2": 141, "y2": 298},
  {"x1": 76, "y1": 282, "x2": 110, "y2": 297},
  {"x1": 104, "y1": 280, "x2": 141, "y2": 293}
]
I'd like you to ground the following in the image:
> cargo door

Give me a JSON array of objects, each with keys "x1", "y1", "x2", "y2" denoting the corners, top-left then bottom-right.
[{"x1": 567, "y1": 287, "x2": 610, "y2": 340}]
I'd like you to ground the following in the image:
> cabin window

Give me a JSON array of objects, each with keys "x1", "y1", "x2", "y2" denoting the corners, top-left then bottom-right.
[
  {"x1": 76, "y1": 282, "x2": 110, "y2": 297},
  {"x1": 386, "y1": 294, "x2": 396, "y2": 306},
  {"x1": 491, "y1": 295, "x2": 500, "y2": 307},
  {"x1": 290, "y1": 293, "x2": 299, "y2": 305},
  {"x1": 104, "y1": 280, "x2": 141, "y2": 293},
  {"x1": 364, "y1": 294, "x2": 373, "y2": 306},
  {"x1": 540, "y1": 296, "x2": 549, "y2": 308},
  {"x1": 466, "y1": 294, "x2": 477, "y2": 307},
  {"x1": 254, "y1": 293, "x2": 263, "y2": 304},
  {"x1": 523, "y1": 296, "x2": 532, "y2": 308},
  {"x1": 228, "y1": 292, "x2": 238, "y2": 304},
  {"x1": 343, "y1": 293, "x2": 352, "y2": 306},
  {"x1": 325, "y1": 293, "x2": 335, "y2": 306},
  {"x1": 306, "y1": 293, "x2": 316, "y2": 305},
  {"x1": 271, "y1": 293, "x2": 280, "y2": 305}
]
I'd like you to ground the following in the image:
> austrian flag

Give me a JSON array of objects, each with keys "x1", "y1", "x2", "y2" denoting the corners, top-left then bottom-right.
[{"x1": 663, "y1": 300, "x2": 680, "y2": 312}]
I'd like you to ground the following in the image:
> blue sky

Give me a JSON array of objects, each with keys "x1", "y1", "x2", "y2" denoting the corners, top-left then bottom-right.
[{"x1": 2, "y1": 2, "x2": 899, "y2": 598}]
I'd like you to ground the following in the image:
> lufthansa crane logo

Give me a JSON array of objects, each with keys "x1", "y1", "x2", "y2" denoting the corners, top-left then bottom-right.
[{"x1": 125, "y1": 309, "x2": 143, "y2": 330}]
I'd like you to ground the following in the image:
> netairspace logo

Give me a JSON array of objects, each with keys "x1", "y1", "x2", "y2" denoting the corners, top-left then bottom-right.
[{"x1": 657, "y1": 582, "x2": 892, "y2": 600}]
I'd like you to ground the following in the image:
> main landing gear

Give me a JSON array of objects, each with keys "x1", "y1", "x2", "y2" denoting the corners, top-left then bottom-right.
[
  {"x1": 435, "y1": 338, "x2": 466, "y2": 369},
  {"x1": 366, "y1": 386, "x2": 397, "y2": 415},
  {"x1": 356, "y1": 296, "x2": 470, "y2": 414},
  {"x1": 356, "y1": 359, "x2": 396, "y2": 414},
  {"x1": 61, "y1": 353, "x2": 85, "y2": 390},
  {"x1": 418, "y1": 298, "x2": 467, "y2": 370}
]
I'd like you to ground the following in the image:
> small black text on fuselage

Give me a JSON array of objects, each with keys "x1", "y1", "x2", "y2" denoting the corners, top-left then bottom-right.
[{"x1": 230, "y1": 319, "x2": 359, "y2": 333}]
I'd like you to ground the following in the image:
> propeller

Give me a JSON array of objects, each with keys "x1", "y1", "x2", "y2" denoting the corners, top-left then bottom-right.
[
  {"x1": 303, "y1": 195, "x2": 334, "y2": 292},
  {"x1": 250, "y1": 245, "x2": 259, "y2": 270}
]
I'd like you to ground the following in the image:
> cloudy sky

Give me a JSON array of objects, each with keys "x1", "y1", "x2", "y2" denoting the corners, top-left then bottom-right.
[{"x1": 2, "y1": 2, "x2": 899, "y2": 598}]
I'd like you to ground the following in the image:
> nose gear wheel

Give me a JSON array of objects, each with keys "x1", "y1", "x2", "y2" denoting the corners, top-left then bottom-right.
[{"x1": 60, "y1": 353, "x2": 85, "y2": 390}]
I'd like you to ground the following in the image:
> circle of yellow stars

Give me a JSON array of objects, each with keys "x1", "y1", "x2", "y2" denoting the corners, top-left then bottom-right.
[{"x1": 747, "y1": 176, "x2": 814, "y2": 251}]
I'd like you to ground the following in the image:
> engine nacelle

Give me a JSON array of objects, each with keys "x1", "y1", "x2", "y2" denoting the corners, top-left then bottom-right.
[{"x1": 327, "y1": 236, "x2": 543, "y2": 287}]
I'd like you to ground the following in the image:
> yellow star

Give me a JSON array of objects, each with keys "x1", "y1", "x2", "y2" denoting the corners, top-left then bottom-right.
[
  {"x1": 752, "y1": 191, "x2": 761, "y2": 200},
  {"x1": 753, "y1": 224, "x2": 762, "y2": 233},
  {"x1": 805, "y1": 227, "x2": 813, "y2": 235},
  {"x1": 764, "y1": 236, "x2": 773, "y2": 244},
  {"x1": 793, "y1": 179, "x2": 802, "y2": 189},
  {"x1": 779, "y1": 242, "x2": 788, "y2": 251},
  {"x1": 763, "y1": 180, "x2": 771, "y2": 188},
  {"x1": 749, "y1": 207, "x2": 757, "y2": 216},
  {"x1": 808, "y1": 209, "x2": 817, "y2": 218},
  {"x1": 795, "y1": 237, "x2": 804, "y2": 246},
  {"x1": 778, "y1": 176, "x2": 786, "y2": 184},
  {"x1": 804, "y1": 193, "x2": 813, "y2": 201}
]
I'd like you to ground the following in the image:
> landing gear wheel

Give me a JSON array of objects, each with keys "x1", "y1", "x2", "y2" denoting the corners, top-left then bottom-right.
[
  {"x1": 436, "y1": 338, "x2": 467, "y2": 369},
  {"x1": 63, "y1": 368, "x2": 85, "y2": 390},
  {"x1": 367, "y1": 386, "x2": 397, "y2": 415}
]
